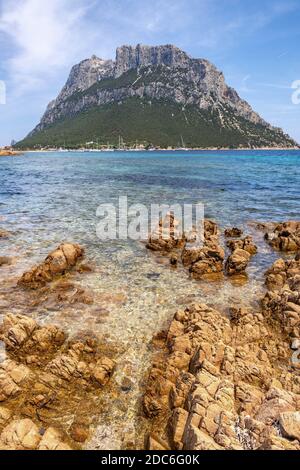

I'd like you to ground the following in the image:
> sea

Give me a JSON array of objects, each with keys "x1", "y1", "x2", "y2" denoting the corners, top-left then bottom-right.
[{"x1": 0, "y1": 149, "x2": 299, "y2": 448}]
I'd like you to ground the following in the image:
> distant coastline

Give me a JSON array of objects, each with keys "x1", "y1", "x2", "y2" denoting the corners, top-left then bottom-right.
[{"x1": 19, "y1": 146, "x2": 300, "y2": 153}]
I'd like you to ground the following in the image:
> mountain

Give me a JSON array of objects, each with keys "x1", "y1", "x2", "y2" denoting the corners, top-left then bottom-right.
[{"x1": 17, "y1": 44, "x2": 298, "y2": 149}]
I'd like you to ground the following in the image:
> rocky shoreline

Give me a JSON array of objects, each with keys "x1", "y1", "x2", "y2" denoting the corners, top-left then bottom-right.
[
  {"x1": 143, "y1": 220, "x2": 300, "y2": 450},
  {"x1": 0, "y1": 243, "x2": 116, "y2": 450},
  {"x1": 0, "y1": 150, "x2": 23, "y2": 157},
  {"x1": 0, "y1": 220, "x2": 299, "y2": 450}
]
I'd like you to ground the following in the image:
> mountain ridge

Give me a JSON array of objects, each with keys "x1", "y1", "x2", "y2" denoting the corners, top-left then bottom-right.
[{"x1": 17, "y1": 44, "x2": 298, "y2": 149}]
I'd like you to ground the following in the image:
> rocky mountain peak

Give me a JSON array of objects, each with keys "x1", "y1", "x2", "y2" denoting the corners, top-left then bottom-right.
[
  {"x1": 115, "y1": 44, "x2": 191, "y2": 76},
  {"x1": 20, "y1": 43, "x2": 297, "y2": 149},
  {"x1": 55, "y1": 55, "x2": 115, "y2": 105}
]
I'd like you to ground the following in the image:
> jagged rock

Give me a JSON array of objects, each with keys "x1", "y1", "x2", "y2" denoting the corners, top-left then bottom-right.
[
  {"x1": 265, "y1": 221, "x2": 300, "y2": 252},
  {"x1": 38, "y1": 427, "x2": 71, "y2": 450},
  {"x1": 147, "y1": 435, "x2": 169, "y2": 451},
  {"x1": 225, "y1": 249, "x2": 251, "y2": 275},
  {"x1": 0, "y1": 314, "x2": 116, "y2": 449},
  {"x1": 0, "y1": 314, "x2": 36, "y2": 349},
  {"x1": 146, "y1": 217, "x2": 224, "y2": 279},
  {"x1": 0, "y1": 407, "x2": 12, "y2": 426},
  {"x1": 259, "y1": 435, "x2": 300, "y2": 450},
  {"x1": 279, "y1": 411, "x2": 300, "y2": 441},
  {"x1": 0, "y1": 419, "x2": 71, "y2": 451},
  {"x1": 143, "y1": 298, "x2": 299, "y2": 451},
  {"x1": 183, "y1": 426, "x2": 224, "y2": 450},
  {"x1": 225, "y1": 228, "x2": 243, "y2": 238},
  {"x1": 168, "y1": 407, "x2": 189, "y2": 450},
  {"x1": 0, "y1": 419, "x2": 41, "y2": 450},
  {"x1": 146, "y1": 213, "x2": 184, "y2": 253},
  {"x1": 18, "y1": 243, "x2": 84, "y2": 289},
  {"x1": 204, "y1": 220, "x2": 219, "y2": 238},
  {"x1": 226, "y1": 236, "x2": 257, "y2": 256},
  {"x1": 263, "y1": 255, "x2": 300, "y2": 338},
  {"x1": 182, "y1": 221, "x2": 224, "y2": 280},
  {"x1": 0, "y1": 313, "x2": 65, "y2": 355},
  {"x1": 188, "y1": 244, "x2": 225, "y2": 280},
  {"x1": 254, "y1": 388, "x2": 298, "y2": 425},
  {"x1": 265, "y1": 257, "x2": 300, "y2": 292},
  {"x1": 91, "y1": 357, "x2": 116, "y2": 387},
  {"x1": 0, "y1": 360, "x2": 31, "y2": 401}
]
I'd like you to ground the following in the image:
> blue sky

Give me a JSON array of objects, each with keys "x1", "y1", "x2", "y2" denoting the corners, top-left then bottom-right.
[{"x1": 0, "y1": 0, "x2": 300, "y2": 145}]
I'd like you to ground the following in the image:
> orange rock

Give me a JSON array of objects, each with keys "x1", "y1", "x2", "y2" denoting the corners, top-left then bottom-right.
[{"x1": 18, "y1": 243, "x2": 84, "y2": 289}]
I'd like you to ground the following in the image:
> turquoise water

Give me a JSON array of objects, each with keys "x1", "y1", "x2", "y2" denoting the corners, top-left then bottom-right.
[
  {"x1": 0, "y1": 149, "x2": 299, "y2": 449},
  {"x1": 1, "y1": 150, "x2": 299, "y2": 255}
]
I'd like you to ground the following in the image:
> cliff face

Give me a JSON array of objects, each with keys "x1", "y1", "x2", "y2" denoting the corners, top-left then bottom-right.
[{"x1": 20, "y1": 44, "x2": 297, "y2": 148}]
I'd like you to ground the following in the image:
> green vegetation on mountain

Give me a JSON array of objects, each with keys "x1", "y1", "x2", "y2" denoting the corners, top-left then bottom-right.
[{"x1": 16, "y1": 98, "x2": 295, "y2": 150}]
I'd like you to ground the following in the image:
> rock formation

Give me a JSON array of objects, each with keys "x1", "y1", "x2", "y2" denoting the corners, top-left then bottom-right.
[
  {"x1": 264, "y1": 221, "x2": 300, "y2": 252},
  {"x1": 0, "y1": 314, "x2": 116, "y2": 450},
  {"x1": 143, "y1": 300, "x2": 300, "y2": 450},
  {"x1": 18, "y1": 243, "x2": 84, "y2": 289},
  {"x1": 225, "y1": 236, "x2": 257, "y2": 276},
  {"x1": 182, "y1": 221, "x2": 225, "y2": 280},
  {"x1": 147, "y1": 218, "x2": 257, "y2": 279},
  {"x1": 146, "y1": 213, "x2": 185, "y2": 253},
  {"x1": 263, "y1": 255, "x2": 300, "y2": 339},
  {"x1": 225, "y1": 228, "x2": 243, "y2": 238},
  {"x1": 0, "y1": 419, "x2": 71, "y2": 450}
]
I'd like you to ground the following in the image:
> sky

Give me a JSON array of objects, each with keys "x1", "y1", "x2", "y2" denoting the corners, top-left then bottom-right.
[{"x1": 0, "y1": 0, "x2": 300, "y2": 145}]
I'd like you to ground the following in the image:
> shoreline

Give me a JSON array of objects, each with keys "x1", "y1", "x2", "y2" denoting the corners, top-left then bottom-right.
[
  {"x1": 0, "y1": 150, "x2": 23, "y2": 157},
  {"x1": 17, "y1": 146, "x2": 300, "y2": 154}
]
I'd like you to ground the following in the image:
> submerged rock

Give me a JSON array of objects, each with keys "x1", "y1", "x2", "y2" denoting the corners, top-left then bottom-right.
[
  {"x1": 225, "y1": 227, "x2": 243, "y2": 238},
  {"x1": 18, "y1": 243, "x2": 84, "y2": 289},
  {"x1": 146, "y1": 218, "x2": 257, "y2": 281},
  {"x1": 0, "y1": 257, "x2": 13, "y2": 267},
  {"x1": 0, "y1": 314, "x2": 116, "y2": 450},
  {"x1": 0, "y1": 419, "x2": 71, "y2": 450},
  {"x1": 0, "y1": 229, "x2": 10, "y2": 239}
]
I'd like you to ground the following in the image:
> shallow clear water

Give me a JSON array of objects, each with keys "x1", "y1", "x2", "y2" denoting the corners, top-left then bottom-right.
[{"x1": 0, "y1": 149, "x2": 300, "y2": 448}]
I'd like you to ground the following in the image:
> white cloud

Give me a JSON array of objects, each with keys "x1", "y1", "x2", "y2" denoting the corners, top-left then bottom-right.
[{"x1": 0, "y1": 0, "x2": 92, "y2": 94}]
